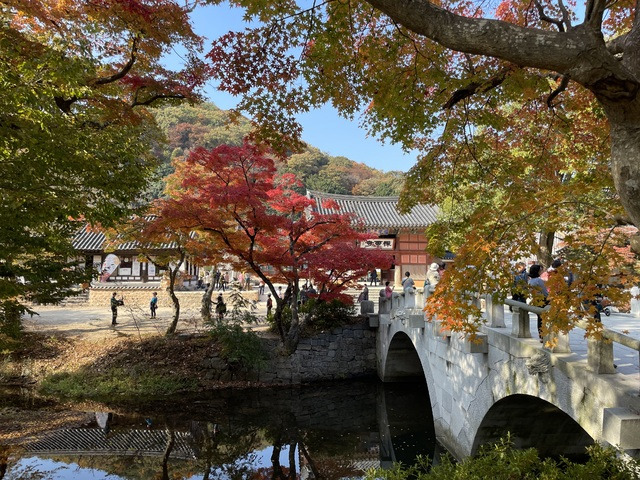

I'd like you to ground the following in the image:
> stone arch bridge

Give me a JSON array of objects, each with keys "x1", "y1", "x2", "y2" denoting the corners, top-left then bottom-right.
[{"x1": 365, "y1": 288, "x2": 640, "y2": 460}]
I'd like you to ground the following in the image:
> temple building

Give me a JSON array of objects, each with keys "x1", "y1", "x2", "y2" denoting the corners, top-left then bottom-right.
[
  {"x1": 72, "y1": 223, "x2": 199, "y2": 284},
  {"x1": 307, "y1": 190, "x2": 449, "y2": 286}
]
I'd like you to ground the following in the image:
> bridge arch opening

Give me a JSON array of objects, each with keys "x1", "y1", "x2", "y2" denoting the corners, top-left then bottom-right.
[
  {"x1": 471, "y1": 394, "x2": 594, "y2": 460},
  {"x1": 383, "y1": 331, "x2": 425, "y2": 383},
  {"x1": 380, "y1": 332, "x2": 440, "y2": 466}
]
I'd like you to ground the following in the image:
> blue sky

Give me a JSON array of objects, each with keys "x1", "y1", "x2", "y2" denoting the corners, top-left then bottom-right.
[{"x1": 173, "y1": 3, "x2": 419, "y2": 172}]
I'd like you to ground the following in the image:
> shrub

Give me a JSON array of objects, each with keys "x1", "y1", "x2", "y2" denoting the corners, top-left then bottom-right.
[
  {"x1": 209, "y1": 323, "x2": 266, "y2": 370},
  {"x1": 206, "y1": 289, "x2": 266, "y2": 370},
  {"x1": 365, "y1": 437, "x2": 640, "y2": 480},
  {"x1": 301, "y1": 298, "x2": 355, "y2": 332}
]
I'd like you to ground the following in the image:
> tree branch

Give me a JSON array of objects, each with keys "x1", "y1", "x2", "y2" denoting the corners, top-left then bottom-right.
[
  {"x1": 442, "y1": 68, "x2": 511, "y2": 109},
  {"x1": 584, "y1": 0, "x2": 607, "y2": 29},
  {"x1": 92, "y1": 36, "x2": 139, "y2": 86},
  {"x1": 131, "y1": 93, "x2": 187, "y2": 107},
  {"x1": 557, "y1": 0, "x2": 572, "y2": 29},
  {"x1": 606, "y1": 33, "x2": 627, "y2": 55},
  {"x1": 546, "y1": 74, "x2": 570, "y2": 108},
  {"x1": 534, "y1": 0, "x2": 565, "y2": 32},
  {"x1": 364, "y1": 0, "x2": 638, "y2": 100}
]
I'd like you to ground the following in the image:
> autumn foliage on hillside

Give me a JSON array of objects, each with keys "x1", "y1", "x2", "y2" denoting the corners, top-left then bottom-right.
[{"x1": 161, "y1": 139, "x2": 390, "y2": 352}]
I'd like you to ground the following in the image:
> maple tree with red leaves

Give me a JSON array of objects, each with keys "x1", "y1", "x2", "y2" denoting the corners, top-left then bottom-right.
[{"x1": 162, "y1": 140, "x2": 390, "y2": 353}]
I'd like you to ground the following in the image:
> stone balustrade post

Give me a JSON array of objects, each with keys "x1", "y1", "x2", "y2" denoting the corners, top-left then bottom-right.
[
  {"x1": 415, "y1": 288, "x2": 424, "y2": 308},
  {"x1": 486, "y1": 294, "x2": 506, "y2": 328},
  {"x1": 511, "y1": 306, "x2": 531, "y2": 338},
  {"x1": 543, "y1": 331, "x2": 571, "y2": 353},
  {"x1": 360, "y1": 300, "x2": 374, "y2": 315},
  {"x1": 379, "y1": 291, "x2": 391, "y2": 315},
  {"x1": 392, "y1": 292, "x2": 401, "y2": 311},
  {"x1": 404, "y1": 288, "x2": 416, "y2": 308},
  {"x1": 587, "y1": 337, "x2": 616, "y2": 374}
]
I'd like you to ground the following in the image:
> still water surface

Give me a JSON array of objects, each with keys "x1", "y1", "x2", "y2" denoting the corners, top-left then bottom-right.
[{"x1": 2, "y1": 380, "x2": 445, "y2": 479}]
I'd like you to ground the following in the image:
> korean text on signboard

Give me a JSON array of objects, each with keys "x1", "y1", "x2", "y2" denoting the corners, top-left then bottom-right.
[{"x1": 361, "y1": 239, "x2": 395, "y2": 250}]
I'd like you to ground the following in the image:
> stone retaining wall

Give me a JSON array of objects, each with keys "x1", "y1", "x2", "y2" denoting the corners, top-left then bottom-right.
[
  {"x1": 87, "y1": 288, "x2": 258, "y2": 309},
  {"x1": 200, "y1": 320, "x2": 377, "y2": 385}
]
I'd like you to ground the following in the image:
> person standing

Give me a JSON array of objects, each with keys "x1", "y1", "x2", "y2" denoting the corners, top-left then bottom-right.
[
  {"x1": 214, "y1": 294, "x2": 226, "y2": 322},
  {"x1": 402, "y1": 271, "x2": 415, "y2": 290},
  {"x1": 357, "y1": 285, "x2": 369, "y2": 303},
  {"x1": 266, "y1": 293, "x2": 273, "y2": 318},
  {"x1": 369, "y1": 270, "x2": 378, "y2": 286},
  {"x1": 110, "y1": 292, "x2": 122, "y2": 326},
  {"x1": 426, "y1": 263, "x2": 441, "y2": 286},
  {"x1": 511, "y1": 262, "x2": 528, "y2": 304},
  {"x1": 384, "y1": 281, "x2": 393, "y2": 299},
  {"x1": 528, "y1": 264, "x2": 548, "y2": 341},
  {"x1": 150, "y1": 292, "x2": 158, "y2": 318}
]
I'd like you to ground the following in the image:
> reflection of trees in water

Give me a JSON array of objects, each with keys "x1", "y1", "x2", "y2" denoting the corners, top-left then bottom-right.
[
  {"x1": 0, "y1": 445, "x2": 8, "y2": 480},
  {"x1": 191, "y1": 420, "x2": 261, "y2": 480},
  {"x1": 6, "y1": 381, "x2": 433, "y2": 479}
]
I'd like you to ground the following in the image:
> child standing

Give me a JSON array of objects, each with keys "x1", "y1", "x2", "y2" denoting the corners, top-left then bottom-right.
[{"x1": 150, "y1": 292, "x2": 158, "y2": 318}]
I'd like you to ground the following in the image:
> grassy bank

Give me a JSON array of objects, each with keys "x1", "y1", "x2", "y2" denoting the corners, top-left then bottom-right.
[{"x1": 1, "y1": 332, "x2": 262, "y2": 401}]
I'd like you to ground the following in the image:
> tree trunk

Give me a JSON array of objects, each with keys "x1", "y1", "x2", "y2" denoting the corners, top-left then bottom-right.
[
  {"x1": 201, "y1": 279, "x2": 216, "y2": 324},
  {"x1": 161, "y1": 430, "x2": 175, "y2": 480},
  {"x1": 538, "y1": 231, "x2": 555, "y2": 268},
  {"x1": 609, "y1": 115, "x2": 640, "y2": 229},
  {"x1": 288, "y1": 441, "x2": 297, "y2": 479},
  {"x1": 165, "y1": 254, "x2": 185, "y2": 335}
]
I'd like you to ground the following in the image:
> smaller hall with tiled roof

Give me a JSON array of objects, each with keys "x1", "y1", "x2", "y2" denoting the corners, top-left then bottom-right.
[{"x1": 307, "y1": 191, "x2": 448, "y2": 285}]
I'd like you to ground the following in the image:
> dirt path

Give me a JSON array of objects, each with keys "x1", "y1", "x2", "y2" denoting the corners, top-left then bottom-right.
[{"x1": 22, "y1": 302, "x2": 271, "y2": 341}]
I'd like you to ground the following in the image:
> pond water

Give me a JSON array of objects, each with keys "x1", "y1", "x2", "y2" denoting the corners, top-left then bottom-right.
[{"x1": 1, "y1": 380, "x2": 446, "y2": 479}]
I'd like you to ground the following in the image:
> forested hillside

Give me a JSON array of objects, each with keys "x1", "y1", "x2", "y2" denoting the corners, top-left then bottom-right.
[{"x1": 149, "y1": 103, "x2": 404, "y2": 198}]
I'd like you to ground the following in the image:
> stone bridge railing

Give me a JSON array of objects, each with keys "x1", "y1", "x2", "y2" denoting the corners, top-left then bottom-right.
[
  {"x1": 363, "y1": 287, "x2": 640, "y2": 378},
  {"x1": 366, "y1": 286, "x2": 640, "y2": 455}
]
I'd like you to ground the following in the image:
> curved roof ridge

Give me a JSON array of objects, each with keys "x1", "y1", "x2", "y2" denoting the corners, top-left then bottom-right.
[
  {"x1": 307, "y1": 189, "x2": 399, "y2": 202},
  {"x1": 307, "y1": 190, "x2": 438, "y2": 229}
]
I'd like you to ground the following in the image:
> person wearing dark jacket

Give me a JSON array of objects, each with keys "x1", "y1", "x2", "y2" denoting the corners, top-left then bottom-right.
[{"x1": 528, "y1": 265, "x2": 548, "y2": 341}]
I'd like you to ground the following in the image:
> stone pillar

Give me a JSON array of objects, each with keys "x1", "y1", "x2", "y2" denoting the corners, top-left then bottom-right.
[
  {"x1": 360, "y1": 300, "x2": 374, "y2": 315},
  {"x1": 394, "y1": 267, "x2": 402, "y2": 288},
  {"x1": 415, "y1": 288, "x2": 424, "y2": 308},
  {"x1": 404, "y1": 288, "x2": 416, "y2": 308},
  {"x1": 587, "y1": 338, "x2": 616, "y2": 374},
  {"x1": 486, "y1": 294, "x2": 506, "y2": 328},
  {"x1": 630, "y1": 286, "x2": 640, "y2": 318},
  {"x1": 511, "y1": 307, "x2": 531, "y2": 338},
  {"x1": 544, "y1": 331, "x2": 571, "y2": 353},
  {"x1": 379, "y1": 291, "x2": 391, "y2": 314}
]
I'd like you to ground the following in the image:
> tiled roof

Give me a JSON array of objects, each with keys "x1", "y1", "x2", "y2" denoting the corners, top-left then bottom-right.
[
  {"x1": 72, "y1": 218, "x2": 178, "y2": 252},
  {"x1": 307, "y1": 190, "x2": 439, "y2": 229},
  {"x1": 26, "y1": 428, "x2": 196, "y2": 459}
]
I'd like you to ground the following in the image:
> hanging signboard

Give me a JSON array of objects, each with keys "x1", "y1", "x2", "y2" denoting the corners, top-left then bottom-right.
[
  {"x1": 360, "y1": 239, "x2": 395, "y2": 250},
  {"x1": 100, "y1": 254, "x2": 120, "y2": 282}
]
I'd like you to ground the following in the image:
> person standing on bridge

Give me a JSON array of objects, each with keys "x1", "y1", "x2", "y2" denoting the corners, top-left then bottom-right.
[
  {"x1": 528, "y1": 264, "x2": 548, "y2": 341},
  {"x1": 384, "y1": 281, "x2": 393, "y2": 299},
  {"x1": 510, "y1": 262, "x2": 528, "y2": 311}
]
